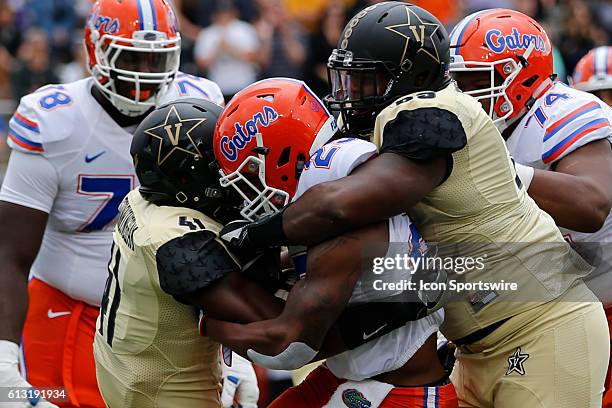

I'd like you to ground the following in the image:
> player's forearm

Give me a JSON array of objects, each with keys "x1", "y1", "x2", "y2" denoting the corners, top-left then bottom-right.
[
  {"x1": 204, "y1": 317, "x2": 296, "y2": 357},
  {"x1": 0, "y1": 203, "x2": 46, "y2": 344},
  {"x1": 0, "y1": 263, "x2": 29, "y2": 343},
  {"x1": 183, "y1": 271, "x2": 284, "y2": 323},
  {"x1": 281, "y1": 154, "x2": 444, "y2": 245},
  {"x1": 205, "y1": 276, "x2": 349, "y2": 358},
  {"x1": 529, "y1": 170, "x2": 611, "y2": 232},
  {"x1": 240, "y1": 155, "x2": 424, "y2": 247}
]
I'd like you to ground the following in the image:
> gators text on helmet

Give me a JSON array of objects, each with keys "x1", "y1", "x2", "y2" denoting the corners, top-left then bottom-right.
[
  {"x1": 214, "y1": 78, "x2": 337, "y2": 221},
  {"x1": 449, "y1": 9, "x2": 554, "y2": 130}
]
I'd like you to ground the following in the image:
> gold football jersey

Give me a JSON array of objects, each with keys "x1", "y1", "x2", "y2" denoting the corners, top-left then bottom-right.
[
  {"x1": 93, "y1": 189, "x2": 225, "y2": 407},
  {"x1": 373, "y1": 83, "x2": 595, "y2": 340}
]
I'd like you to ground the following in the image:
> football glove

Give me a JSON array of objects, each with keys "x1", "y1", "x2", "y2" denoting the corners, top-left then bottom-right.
[
  {"x1": 220, "y1": 221, "x2": 283, "y2": 288},
  {"x1": 0, "y1": 340, "x2": 59, "y2": 408},
  {"x1": 221, "y1": 349, "x2": 259, "y2": 408},
  {"x1": 219, "y1": 220, "x2": 257, "y2": 263},
  {"x1": 219, "y1": 209, "x2": 288, "y2": 253}
]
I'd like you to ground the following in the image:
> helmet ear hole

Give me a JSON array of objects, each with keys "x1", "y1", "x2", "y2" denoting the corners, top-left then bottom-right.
[
  {"x1": 522, "y1": 75, "x2": 538, "y2": 87},
  {"x1": 277, "y1": 146, "x2": 291, "y2": 167}
]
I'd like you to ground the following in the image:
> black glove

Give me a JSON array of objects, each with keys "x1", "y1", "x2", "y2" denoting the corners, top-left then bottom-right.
[
  {"x1": 219, "y1": 220, "x2": 254, "y2": 262},
  {"x1": 220, "y1": 209, "x2": 290, "y2": 253},
  {"x1": 220, "y1": 220, "x2": 284, "y2": 291}
]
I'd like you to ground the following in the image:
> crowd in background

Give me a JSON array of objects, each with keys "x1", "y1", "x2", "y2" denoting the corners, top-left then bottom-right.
[
  {"x1": 0, "y1": 0, "x2": 608, "y2": 172},
  {"x1": 0, "y1": 0, "x2": 610, "y2": 161}
]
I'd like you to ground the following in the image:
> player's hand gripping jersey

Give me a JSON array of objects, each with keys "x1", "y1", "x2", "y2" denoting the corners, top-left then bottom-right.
[
  {"x1": 93, "y1": 189, "x2": 231, "y2": 407},
  {"x1": 292, "y1": 137, "x2": 444, "y2": 381},
  {"x1": 0, "y1": 74, "x2": 223, "y2": 306},
  {"x1": 506, "y1": 82, "x2": 612, "y2": 245},
  {"x1": 373, "y1": 82, "x2": 596, "y2": 341}
]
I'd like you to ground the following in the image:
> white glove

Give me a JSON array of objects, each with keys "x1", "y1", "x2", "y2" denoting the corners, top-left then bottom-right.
[
  {"x1": 0, "y1": 341, "x2": 59, "y2": 408},
  {"x1": 514, "y1": 162, "x2": 535, "y2": 191},
  {"x1": 221, "y1": 350, "x2": 259, "y2": 408}
]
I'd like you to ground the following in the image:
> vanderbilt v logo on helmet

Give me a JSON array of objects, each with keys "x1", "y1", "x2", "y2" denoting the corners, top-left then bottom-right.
[
  {"x1": 164, "y1": 123, "x2": 182, "y2": 146},
  {"x1": 383, "y1": 6, "x2": 441, "y2": 66},
  {"x1": 325, "y1": 1, "x2": 450, "y2": 136},
  {"x1": 143, "y1": 105, "x2": 206, "y2": 165},
  {"x1": 131, "y1": 99, "x2": 230, "y2": 212}
]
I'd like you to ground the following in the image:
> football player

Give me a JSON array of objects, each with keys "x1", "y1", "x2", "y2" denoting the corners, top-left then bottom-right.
[
  {"x1": 449, "y1": 9, "x2": 612, "y2": 406},
  {"x1": 0, "y1": 1, "x2": 227, "y2": 407},
  {"x1": 94, "y1": 98, "x2": 266, "y2": 407},
  {"x1": 573, "y1": 45, "x2": 612, "y2": 408},
  {"x1": 206, "y1": 78, "x2": 457, "y2": 407},
  {"x1": 218, "y1": 2, "x2": 608, "y2": 407},
  {"x1": 573, "y1": 46, "x2": 612, "y2": 106}
]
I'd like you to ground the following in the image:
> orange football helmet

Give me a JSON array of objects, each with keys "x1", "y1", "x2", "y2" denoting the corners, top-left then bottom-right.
[
  {"x1": 214, "y1": 78, "x2": 338, "y2": 221},
  {"x1": 84, "y1": 0, "x2": 181, "y2": 116},
  {"x1": 572, "y1": 46, "x2": 612, "y2": 93},
  {"x1": 449, "y1": 9, "x2": 554, "y2": 129}
]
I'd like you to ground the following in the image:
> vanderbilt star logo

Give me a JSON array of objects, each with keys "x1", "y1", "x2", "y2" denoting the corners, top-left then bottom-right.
[
  {"x1": 384, "y1": 6, "x2": 441, "y2": 66},
  {"x1": 506, "y1": 347, "x2": 529, "y2": 375},
  {"x1": 144, "y1": 105, "x2": 206, "y2": 165}
]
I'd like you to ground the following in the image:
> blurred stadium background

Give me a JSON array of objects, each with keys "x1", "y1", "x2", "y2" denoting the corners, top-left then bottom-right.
[
  {"x1": 0, "y1": 0, "x2": 610, "y2": 175},
  {"x1": 0, "y1": 0, "x2": 609, "y2": 404}
]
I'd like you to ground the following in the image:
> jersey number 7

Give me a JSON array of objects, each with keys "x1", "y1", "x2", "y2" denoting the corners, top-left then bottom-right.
[{"x1": 77, "y1": 175, "x2": 134, "y2": 232}]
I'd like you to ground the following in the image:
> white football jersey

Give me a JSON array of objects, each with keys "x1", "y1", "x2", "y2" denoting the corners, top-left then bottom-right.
[
  {"x1": 292, "y1": 137, "x2": 443, "y2": 381},
  {"x1": 507, "y1": 82, "x2": 612, "y2": 245},
  {"x1": 0, "y1": 73, "x2": 224, "y2": 306}
]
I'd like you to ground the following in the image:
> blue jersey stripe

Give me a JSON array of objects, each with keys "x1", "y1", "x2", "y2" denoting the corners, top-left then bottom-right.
[
  {"x1": 543, "y1": 118, "x2": 609, "y2": 160},
  {"x1": 12, "y1": 116, "x2": 39, "y2": 133},
  {"x1": 544, "y1": 103, "x2": 600, "y2": 142},
  {"x1": 8, "y1": 126, "x2": 43, "y2": 148}
]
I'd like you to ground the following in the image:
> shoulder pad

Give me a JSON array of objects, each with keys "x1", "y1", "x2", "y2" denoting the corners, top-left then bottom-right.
[
  {"x1": 163, "y1": 72, "x2": 225, "y2": 106},
  {"x1": 7, "y1": 83, "x2": 81, "y2": 154},
  {"x1": 156, "y1": 230, "x2": 239, "y2": 298},
  {"x1": 377, "y1": 107, "x2": 467, "y2": 160},
  {"x1": 536, "y1": 85, "x2": 612, "y2": 164}
]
